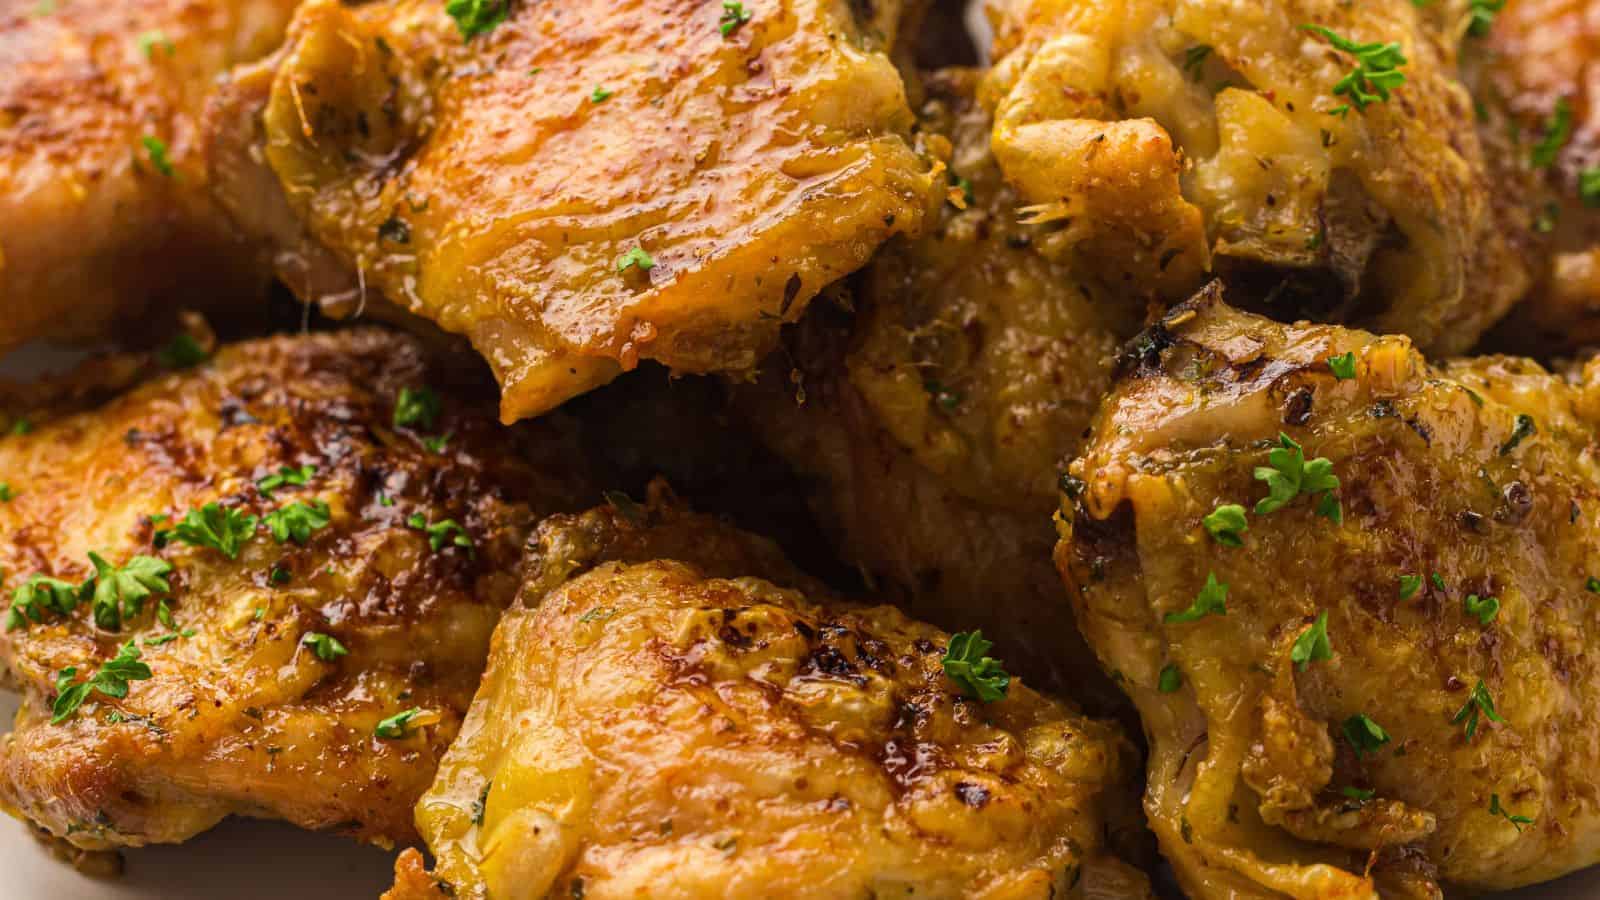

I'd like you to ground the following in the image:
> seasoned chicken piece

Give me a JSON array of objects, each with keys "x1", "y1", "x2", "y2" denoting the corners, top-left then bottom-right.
[
  {"x1": 979, "y1": 0, "x2": 1533, "y2": 352},
  {"x1": 0, "y1": 327, "x2": 592, "y2": 849},
  {"x1": 0, "y1": 0, "x2": 294, "y2": 347},
  {"x1": 1476, "y1": 0, "x2": 1600, "y2": 351},
  {"x1": 206, "y1": 0, "x2": 938, "y2": 422},
  {"x1": 735, "y1": 69, "x2": 1137, "y2": 711},
  {"x1": 384, "y1": 489, "x2": 1151, "y2": 900},
  {"x1": 1058, "y1": 284, "x2": 1600, "y2": 896}
]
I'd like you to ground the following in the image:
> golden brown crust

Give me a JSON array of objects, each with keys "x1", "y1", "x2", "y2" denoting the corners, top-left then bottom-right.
[
  {"x1": 0, "y1": 0, "x2": 293, "y2": 347},
  {"x1": 394, "y1": 490, "x2": 1151, "y2": 899},
  {"x1": 0, "y1": 327, "x2": 592, "y2": 849},
  {"x1": 212, "y1": 0, "x2": 939, "y2": 421},
  {"x1": 1060, "y1": 285, "x2": 1600, "y2": 896}
]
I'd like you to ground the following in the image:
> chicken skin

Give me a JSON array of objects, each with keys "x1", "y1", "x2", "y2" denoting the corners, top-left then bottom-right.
[
  {"x1": 1058, "y1": 284, "x2": 1600, "y2": 896},
  {"x1": 735, "y1": 69, "x2": 1137, "y2": 711},
  {"x1": 980, "y1": 0, "x2": 1533, "y2": 353},
  {"x1": 0, "y1": 0, "x2": 294, "y2": 347},
  {"x1": 384, "y1": 490, "x2": 1151, "y2": 900},
  {"x1": 0, "y1": 327, "x2": 591, "y2": 849},
  {"x1": 206, "y1": 0, "x2": 938, "y2": 422}
]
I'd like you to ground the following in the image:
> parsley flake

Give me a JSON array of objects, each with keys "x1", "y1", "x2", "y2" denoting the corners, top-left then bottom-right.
[
  {"x1": 1253, "y1": 433, "x2": 1340, "y2": 517},
  {"x1": 375, "y1": 707, "x2": 425, "y2": 739},
  {"x1": 88, "y1": 552, "x2": 172, "y2": 632},
  {"x1": 137, "y1": 29, "x2": 174, "y2": 59},
  {"x1": 156, "y1": 333, "x2": 208, "y2": 369},
  {"x1": 444, "y1": 0, "x2": 507, "y2": 40},
  {"x1": 1328, "y1": 351, "x2": 1357, "y2": 379},
  {"x1": 51, "y1": 641, "x2": 152, "y2": 724},
  {"x1": 718, "y1": 1, "x2": 752, "y2": 36},
  {"x1": 264, "y1": 500, "x2": 331, "y2": 545},
  {"x1": 1464, "y1": 593, "x2": 1500, "y2": 626},
  {"x1": 170, "y1": 503, "x2": 258, "y2": 559},
  {"x1": 1532, "y1": 98, "x2": 1572, "y2": 168},
  {"x1": 1290, "y1": 610, "x2": 1333, "y2": 671},
  {"x1": 941, "y1": 630, "x2": 1010, "y2": 702},
  {"x1": 1587, "y1": 576, "x2": 1600, "y2": 593},
  {"x1": 7, "y1": 575, "x2": 83, "y2": 631},
  {"x1": 302, "y1": 632, "x2": 349, "y2": 661},
  {"x1": 1165, "y1": 573, "x2": 1228, "y2": 624},
  {"x1": 1399, "y1": 574, "x2": 1422, "y2": 601},
  {"x1": 258, "y1": 464, "x2": 316, "y2": 496},
  {"x1": 590, "y1": 85, "x2": 613, "y2": 104},
  {"x1": 0, "y1": 483, "x2": 13, "y2": 502},
  {"x1": 1467, "y1": 0, "x2": 1505, "y2": 36},
  {"x1": 1489, "y1": 793, "x2": 1534, "y2": 831},
  {"x1": 141, "y1": 135, "x2": 175, "y2": 177},
  {"x1": 394, "y1": 386, "x2": 442, "y2": 431},
  {"x1": 1301, "y1": 25, "x2": 1407, "y2": 116},
  {"x1": 406, "y1": 513, "x2": 473, "y2": 553},
  {"x1": 1341, "y1": 786, "x2": 1375, "y2": 803},
  {"x1": 1202, "y1": 504, "x2": 1248, "y2": 547},
  {"x1": 1452, "y1": 678, "x2": 1504, "y2": 740},
  {"x1": 1157, "y1": 663, "x2": 1182, "y2": 693},
  {"x1": 1342, "y1": 713, "x2": 1391, "y2": 757},
  {"x1": 617, "y1": 247, "x2": 655, "y2": 273},
  {"x1": 1581, "y1": 168, "x2": 1600, "y2": 207},
  {"x1": 1499, "y1": 414, "x2": 1536, "y2": 455}
]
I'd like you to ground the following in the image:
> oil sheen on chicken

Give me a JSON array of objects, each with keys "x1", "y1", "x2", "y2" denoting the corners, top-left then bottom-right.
[
  {"x1": 736, "y1": 68, "x2": 1139, "y2": 712},
  {"x1": 383, "y1": 489, "x2": 1151, "y2": 900},
  {"x1": 980, "y1": 0, "x2": 1532, "y2": 353},
  {"x1": 0, "y1": 328, "x2": 591, "y2": 849},
  {"x1": 0, "y1": 0, "x2": 294, "y2": 347},
  {"x1": 208, "y1": 0, "x2": 938, "y2": 421},
  {"x1": 1058, "y1": 284, "x2": 1600, "y2": 896}
]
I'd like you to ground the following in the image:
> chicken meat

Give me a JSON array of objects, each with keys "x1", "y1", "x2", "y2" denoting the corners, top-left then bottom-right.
[
  {"x1": 0, "y1": 326, "x2": 591, "y2": 849},
  {"x1": 1058, "y1": 283, "x2": 1600, "y2": 896}
]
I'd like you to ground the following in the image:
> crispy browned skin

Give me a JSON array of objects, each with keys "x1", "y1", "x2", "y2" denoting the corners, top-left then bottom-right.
[
  {"x1": 384, "y1": 491, "x2": 1151, "y2": 900},
  {"x1": 0, "y1": 0, "x2": 293, "y2": 346},
  {"x1": 1058, "y1": 284, "x2": 1600, "y2": 896},
  {"x1": 0, "y1": 328, "x2": 592, "y2": 849},
  {"x1": 980, "y1": 0, "x2": 1533, "y2": 353},
  {"x1": 1479, "y1": 0, "x2": 1600, "y2": 350},
  {"x1": 735, "y1": 69, "x2": 1136, "y2": 711},
  {"x1": 208, "y1": 0, "x2": 938, "y2": 422}
]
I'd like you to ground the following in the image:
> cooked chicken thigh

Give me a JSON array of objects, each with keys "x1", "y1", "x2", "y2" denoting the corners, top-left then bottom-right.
[
  {"x1": 0, "y1": 0, "x2": 294, "y2": 347},
  {"x1": 385, "y1": 489, "x2": 1150, "y2": 900},
  {"x1": 736, "y1": 69, "x2": 1137, "y2": 710},
  {"x1": 206, "y1": 0, "x2": 938, "y2": 422},
  {"x1": 980, "y1": 0, "x2": 1533, "y2": 352},
  {"x1": 1058, "y1": 284, "x2": 1600, "y2": 896},
  {"x1": 0, "y1": 327, "x2": 590, "y2": 849}
]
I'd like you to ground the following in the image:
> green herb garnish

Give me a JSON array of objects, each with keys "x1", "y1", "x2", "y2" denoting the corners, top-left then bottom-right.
[
  {"x1": 51, "y1": 641, "x2": 152, "y2": 724},
  {"x1": 1464, "y1": 593, "x2": 1500, "y2": 626},
  {"x1": 1202, "y1": 504, "x2": 1248, "y2": 547},
  {"x1": 1290, "y1": 610, "x2": 1332, "y2": 670},
  {"x1": 264, "y1": 500, "x2": 331, "y2": 545},
  {"x1": 1452, "y1": 678, "x2": 1504, "y2": 741},
  {"x1": 1301, "y1": 25, "x2": 1407, "y2": 116},
  {"x1": 394, "y1": 386, "x2": 442, "y2": 430},
  {"x1": 1328, "y1": 351, "x2": 1357, "y2": 379},
  {"x1": 375, "y1": 707, "x2": 424, "y2": 739},
  {"x1": 1165, "y1": 573, "x2": 1228, "y2": 624},
  {"x1": 1342, "y1": 713, "x2": 1391, "y2": 757},
  {"x1": 302, "y1": 632, "x2": 348, "y2": 661},
  {"x1": 170, "y1": 503, "x2": 258, "y2": 559},
  {"x1": 406, "y1": 513, "x2": 473, "y2": 553},
  {"x1": 718, "y1": 1, "x2": 752, "y2": 35},
  {"x1": 941, "y1": 630, "x2": 1010, "y2": 702},
  {"x1": 444, "y1": 0, "x2": 507, "y2": 40},
  {"x1": 87, "y1": 553, "x2": 172, "y2": 631}
]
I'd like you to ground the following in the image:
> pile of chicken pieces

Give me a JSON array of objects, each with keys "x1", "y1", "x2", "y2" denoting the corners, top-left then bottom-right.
[{"x1": 5, "y1": 0, "x2": 1600, "y2": 896}]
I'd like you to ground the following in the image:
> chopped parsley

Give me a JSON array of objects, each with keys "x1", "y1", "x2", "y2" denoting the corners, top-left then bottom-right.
[
  {"x1": 142, "y1": 628, "x2": 194, "y2": 647},
  {"x1": 1432, "y1": 572, "x2": 1447, "y2": 591},
  {"x1": 1157, "y1": 663, "x2": 1183, "y2": 693},
  {"x1": 1587, "y1": 576, "x2": 1600, "y2": 593},
  {"x1": 444, "y1": 0, "x2": 507, "y2": 40},
  {"x1": 137, "y1": 29, "x2": 174, "y2": 59},
  {"x1": 941, "y1": 630, "x2": 1010, "y2": 702},
  {"x1": 270, "y1": 565, "x2": 292, "y2": 585},
  {"x1": 375, "y1": 707, "x2": 424, "y2": 739},
  {"x1": 302, "y1": 632, "x2": 348, "y2": 661},
  {"x1": 1452, "y1": 678, "x2": 1504, "y2": 741},
  {"x1": 1499, "y1": 414, "x2": 1536, "y2": 455},
  {"x1": 0, "y1": 483, "x2": 13, "y2": 502},
  {"x1": 1253, "y1": 433, "x2": 1340, "y2": 521},
  {"x1": 169, "y1": 503, "x2": 258, "y2": 559},
  {"x1": 1399, "y1": 574, "x2": 1423, "y2": 601},
  {"x1": 264, "y1": 500, "x2": 332, "y2": 545},
  {"x1": 1467, "y1": 0, "x2": 1505, "y2": 36},
  {"x1": 258, "y1": 464, "x2": 316, "y2": 496},
  {"x1": 1301, "y1": 25, "x2": 1407, "y2": 116},
  {"x1": 1464, "y1": 593, "x2": 1500, "y2": 626},
  {"x1": 1342, "y1": 713, "x2": 1391, "y2": 757},
  {"x1": 590, "y1": 85, "x2": 613, "y2": 104},
  {"x1": 88, "y1": 552, "x2": 172, "y2": 632},
  {"x1": 141, "y1": 136, "x2": 175, "y2": 177},
  {"x1": 394, "y1": 386, "x2": 442, "y2": 431},
  {"x1": 1290, "y1": 610, "x2": 1332, "y2": 671},
  {"x1": 10, "y1": 418, "x2": 31, "y2": 436},
  {"x1": 156, "y1": 333, "x2": 208, "y2": 369},
  {"x1": 1165, "y1": 573, "x2": 1228, "y2": 624},
  {"x1": 1581, "y1": 168, "x2": 1600, "y2": 207},
  {"x1": 406, "y1": 513, "x2": 473, "y2": 553},
  {"x1": 1181, "y1": 45, "x2": 1212, "y2": 81},
  {"x1": 1531, "y1": 98, "x2": 1572, "y2": 168},
  {"x1": 1328, "y1": 351, "x2": 1357, "y2": 379},
  {"x1": 1201, "y1": 504, "x2": 1248, "y2": 547},
  {"x1": 7, "y1": 575, "x2": 83, "y2": 631},
  {"x1": 51, "y1": 641, "x2": 152, "y2": 724},
  {"x1": 422, "y1": 432, "x2": 452, "y2": 454},
  {"x1": 1489, "y1": 793, "x2": 1534, "y2": 831},
  {"x1": 718, "y1": 1, "x2": 752, "y2": 36},
  {"x1": 617, "y1": 247, "x2": 655, "y2": 273},
  {"x1": 1341, "y1": 786, "x2": 1375, "y2": 803}
]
